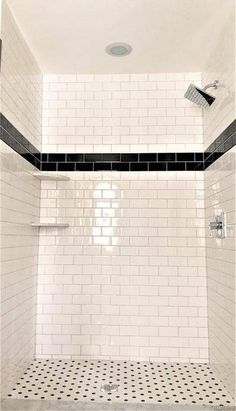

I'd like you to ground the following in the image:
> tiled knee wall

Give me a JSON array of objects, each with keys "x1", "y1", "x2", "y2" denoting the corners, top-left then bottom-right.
[{"x1": 36, "y1": 171, "x2": 208, "y2": 362}]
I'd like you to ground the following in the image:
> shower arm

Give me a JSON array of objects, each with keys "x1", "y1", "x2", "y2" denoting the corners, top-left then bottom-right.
[{"x1": 203, "y1": 80, "x2": 219, "y2": 91}]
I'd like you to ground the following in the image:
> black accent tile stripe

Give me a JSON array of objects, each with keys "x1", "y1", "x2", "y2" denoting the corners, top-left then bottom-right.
[
  {"x1": 66, "y1": 153, "x2": 84, "y2": 162},
  {"x1": 94, "y1": 162, "x2": 111, "y2": 171},
  {"x1": 149, "y1": 162, "x2": 167, "y2": 171},
  {"x1": 0, "y1": 113, "x2": 40, "y2": 169},
  {"x1": 111, "y1": 162, "x2": 129, "y2": 171},
  {"x1": 42, "y1": 162, "x2": 57, "y2": 171},
  {"x1": 85, "y1": 154, "x2": 103, "y2": 162},
  {"x1": 1, "y1": 113, "x2": 235, "y2": 172},
  {"x1": 48, "y1": 153, "x2": 66, "y2": 162},
  {"x1": 139, "y1": 153, "x2": 157, "y2": 162},
  {"x1": 39, "y1": 155, "x2": 206, "y2": 172},
  {"x1": 176, "y1": 153, "x2": 195, "y2": 162},
  {"x1": 130, "y1": 163, "x2": 148, "y2": 171},
  {"x1": 167, "y1": 162, "x2": 185, "y2": 171},
  {"x1": 76, "y1": 163, "x2": 93, "y2": 171},
  {"x1": 204, "y1": 119, "x2": 236, "y2": 169},
  {"x1": 103, "y1": 153, "x2": 121, "y2": 162},
  {"x1": 158, "y1": 153, "x2": 176, "y2": 162},
  {"x1": 121, "y1": 153, "x2": 139, "y2": 162},
  {"x1": 58, "y1": 162, "x2": 75, "y2": 171}
]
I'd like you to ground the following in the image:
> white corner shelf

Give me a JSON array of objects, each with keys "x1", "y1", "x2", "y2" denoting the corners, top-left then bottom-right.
[
  {"x1": 33, "y1": 172, "x2": 70, "y2": 181},
  {"x1": 31, "y1": 223, "x2": 70, "y2": 227}
]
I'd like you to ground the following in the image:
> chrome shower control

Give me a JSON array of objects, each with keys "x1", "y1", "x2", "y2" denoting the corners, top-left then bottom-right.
[
  {"x1": 208, "y1": 212, "x2": 226, "y2": 239},
  {"x1": 209, "y1": 221, "x2": 223, "y2": 230}
]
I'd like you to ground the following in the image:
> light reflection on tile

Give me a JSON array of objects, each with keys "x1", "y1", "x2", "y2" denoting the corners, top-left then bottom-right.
[{"x1": 37, "y1": 171, "x2": 208, "y2": 362}]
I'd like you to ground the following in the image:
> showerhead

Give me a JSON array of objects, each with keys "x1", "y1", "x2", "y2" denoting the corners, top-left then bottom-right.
[{"x1": 184, "y1": 80, "x2": 219, "y2": 108}]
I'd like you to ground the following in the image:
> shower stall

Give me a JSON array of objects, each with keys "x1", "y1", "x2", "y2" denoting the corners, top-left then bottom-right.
[{"x1": 0, "y1": 0, "x2": 235, "y2": 410}]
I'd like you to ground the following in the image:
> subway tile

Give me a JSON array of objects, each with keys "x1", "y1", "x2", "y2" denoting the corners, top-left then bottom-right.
[
  {"x1": 121, "y1": 153, "x2": 139, "y2": 162},
  {"x1": 66, "y1": 153, "x2": 84, "y2": 162},
  {"x1": 94, "y1": 163, "x2": 112, "y2": 171},
  {"x1": 31, "y1": 162, "x2": 206, "y2": 360},
  {"x1": 58, "y1": 162, "x2": 75, "y2": 171},
  {"x1": 139, "y1": 153, "x2": 157, "y2": 162},
  {"x1": 47, "y1": 153, "x2": 66, "y2": 163},
  {"x1": 112, "y1": 163, "x2": 130, "y2": 171},
  {"x1": 5, "y1": 61, "x2": 235, "y2": 370},
  {"x1": 76, "y1": 163, "x2": 93, "y2": 171},
  {"x1": 158, "y1": 153, "x2": 176, "y2": 161},
  {"x1": 130, "y1": 163, "x2": 148, "y2": 171},
  {"x1": 85, "y1": 153, "x2": 103, "y2": 162},
  {"x1": 41, "y1": 162, "x2": 57, "y2": 171},
  {"x1": 149, "y1": 162, "x2": 167, "y2": 171}
]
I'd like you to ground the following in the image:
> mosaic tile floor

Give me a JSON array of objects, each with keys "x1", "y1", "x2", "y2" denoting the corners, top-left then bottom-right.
[{"x1": 8, "y1": 359, "x2": 234, "y2": 408}]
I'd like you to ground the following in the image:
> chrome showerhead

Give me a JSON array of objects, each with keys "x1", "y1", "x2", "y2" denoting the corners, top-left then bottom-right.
[{"x1": 184, "y1": 80, "x2": 219, "y2": 108}]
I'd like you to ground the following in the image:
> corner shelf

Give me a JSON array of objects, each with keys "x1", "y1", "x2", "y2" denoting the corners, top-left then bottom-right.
[
  {"x1": 33, "y1": 172, "x2": 70, "y2": 181},
  {"x1": 31, "y1": 223, "x2": 69, "y2": 227}
]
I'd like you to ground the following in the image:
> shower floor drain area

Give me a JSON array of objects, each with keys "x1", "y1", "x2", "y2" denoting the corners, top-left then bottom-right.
[
  {"x1": 8, "y1": 359, "x2": 234, "y2": 407},
  {"x1": 101, "y1": 383, "x2": 119, "y2": 393}
]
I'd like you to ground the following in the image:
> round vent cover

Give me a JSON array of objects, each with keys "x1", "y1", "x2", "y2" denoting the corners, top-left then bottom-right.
[{"x1": 106, "y1": 42, "x2": 132, "y2": 57}]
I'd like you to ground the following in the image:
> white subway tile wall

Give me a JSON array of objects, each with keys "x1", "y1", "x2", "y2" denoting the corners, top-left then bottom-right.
[
  {"x1": 202, "y1": 11, "x2": 235, "y2": 150},
  {"x1": 0, "y1": 2, "x2": 42, "y2": 399},
  {"x1": 1, "y1": 2, "x2": 42, "y2": 150},
  {"x1": 0, "y1": 140, "x2": 40, "y2": 398},
  {"x1": 204, "y1": 147, "x2": 236, "y2": 398},
  {"x1": 42, "y1": 73, "x2": 203, "y2": 153},
  {"x1": 36, "y1": 171, "x2": 208, "y2": 362},
  {"x1": 202, "y1": 5, "x2": 235, "y2": 398}
]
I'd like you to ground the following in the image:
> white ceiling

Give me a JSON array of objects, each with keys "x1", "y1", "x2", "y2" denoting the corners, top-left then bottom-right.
[{"x1": 6, "y1": 0, "x2": 234, "y2": 73}]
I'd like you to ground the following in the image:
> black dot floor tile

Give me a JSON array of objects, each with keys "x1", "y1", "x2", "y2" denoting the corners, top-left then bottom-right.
[{"x1": 7, "y1": 360, "x2": 234, "y2": 406}]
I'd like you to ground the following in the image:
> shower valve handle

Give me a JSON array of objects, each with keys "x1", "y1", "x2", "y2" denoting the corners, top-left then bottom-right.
[{"x1": 208, "y1": 212, "x2": 226, "y2": 239}]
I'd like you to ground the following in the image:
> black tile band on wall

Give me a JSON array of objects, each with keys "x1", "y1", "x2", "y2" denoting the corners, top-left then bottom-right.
[
  {"x1": 40, "y1": 152, "x2": 205, "y2": 172},
  {"x1": 0, "y1": 113, "x2": 41, "y2": 169},
  {"x1": 0, "y1": 112, "x2": 235, "y2": 172}
]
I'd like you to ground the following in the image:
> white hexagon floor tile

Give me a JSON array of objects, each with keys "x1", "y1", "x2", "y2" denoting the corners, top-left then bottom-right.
[{"x1": 8, "y1": 360, "x2": 234, "y2": 408}]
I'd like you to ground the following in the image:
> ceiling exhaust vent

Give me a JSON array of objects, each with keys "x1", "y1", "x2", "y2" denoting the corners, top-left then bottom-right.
[{"x1": 106, "y1": 42, "x2": 132, "y2": 57}]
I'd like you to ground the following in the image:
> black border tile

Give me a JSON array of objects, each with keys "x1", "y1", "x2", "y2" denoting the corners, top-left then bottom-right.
[
  {"x1": 149, "y1": 162, "x2": 167, "y2": 171},
  {"x1": 41, "y1": 153, "x2": 48, "y2": 162},
  {"x1": 48, "y1": 153, "x2": 66, "y2": 162},
  {"x1": 41, "y1": 162, "x2": 57, "y2": 171},
  {"x1": 158, "y1": 153, "x2": 176, "y2": 162},
  {"x1": 85, "y1": 154, "x2": 103, "y2": 162},
  {"x1": 186, "y1": 162, "x2": 204, "y2": 171},
  {"x1": 130, "y1": 163, "x2": 148, "y2": 171},
  {"x1": 1, "y1": 113, "x2": 235, "y2": 173},
  {"x1": 58, "y1": 162, "x2": 75, "y2": 171},
  {"x1": 121, "y1": 154, "x2": 139, "y2": 162},
  {"x1": 195, "y1": 153, "x2": 204, "y2": 161},
  {"x1": 139, "y1": 153, "x2": 157, "y2": 162},
  {"x1": 103, "y1": 153, "x2": 121, "y2": 162},
  {"x1": 94, "y1": 163, "x2": 112, "y2": 171},
  {"x1": 167, "y1": 162, "x2": 186, "y2": 171},
  {"x1": 177, "y1": 153, "x2": 195, "y2": 162},
  {"x1": 112, "y1": 163, "x2": 130, "y2": 171},
  {"x1": 66, "y1": 153, "x2": 84, "y2": 162},
  {"x1": 76, "y1": 163, "x2": 93, "y2": 171}
]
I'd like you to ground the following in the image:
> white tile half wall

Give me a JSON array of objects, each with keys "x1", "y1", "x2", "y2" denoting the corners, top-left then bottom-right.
[
  {"x1": 42, "y1": 73, "x2": 203, "y2": 153},
  {"x1": 36, "y1": 171, "x2": 208, "y2": 362}
]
